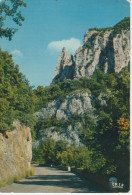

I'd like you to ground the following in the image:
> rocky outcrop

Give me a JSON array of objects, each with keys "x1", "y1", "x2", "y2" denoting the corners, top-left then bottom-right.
[
  {"x1": 34, "y1": 91, "x2": 93, "y2": 146},
  {"x1": 39, "y1": 122, "x2": 83, "y2": 147},
  {"x1": 56, "y1": 91, "x2": 92, "y2": 120},
  {"x1": 74, "y1": 29, "x2": 114, "y2": 78},
  {"x1": 52, "y1": 20, "x2": 130, "y2": 82},
  {"x1": 53, "y1": 47, "x2": 75, "y2": 82},
  {"x1": 34, "y1": 99, "x2": 61, "y2": 120},
  {"x1": 34, "y1": 90, "x2": 92, "y2": 120},
  {"x1": 0, "y1": 121, "x2": 32, "y2": 186}
]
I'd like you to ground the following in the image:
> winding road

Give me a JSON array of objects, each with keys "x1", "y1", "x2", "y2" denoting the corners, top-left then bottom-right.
[{"x1": 0, "y1": 166, "x2": 103, "y2": 193}]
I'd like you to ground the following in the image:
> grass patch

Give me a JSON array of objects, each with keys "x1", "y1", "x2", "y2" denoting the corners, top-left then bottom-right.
[
  {"x1": 0, "y1": 167, "x2": 35, "y2": 188},
  {"x1": 0, "y1": 178, "x2": 14, "y2": 188}
]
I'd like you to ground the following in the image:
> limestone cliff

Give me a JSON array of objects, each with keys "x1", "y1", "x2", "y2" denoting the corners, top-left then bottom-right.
[
  {"x1": 34, "y1": 90, "x2": 94, "y2": 146},
  {"x1": 0, "y1": 121, "x2": 32, "y2": 187},
  {"x1": 39, "y1": 122, "x2": 83, "y2": 147},
  {"x1": 53, "y1": 19, "x2": 130, "y2": 81},
  {"x1": 34, "y1": 90, "x2": 92, "y2": 120}
]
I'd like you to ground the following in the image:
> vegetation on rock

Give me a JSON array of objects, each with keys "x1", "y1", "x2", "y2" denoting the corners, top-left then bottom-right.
[
  {"x1": 89, "y1": 17, "x2": 130, "y2": 35},
  {"x1": 113, "y1": 17, "x2": 130, "y2": 36}
]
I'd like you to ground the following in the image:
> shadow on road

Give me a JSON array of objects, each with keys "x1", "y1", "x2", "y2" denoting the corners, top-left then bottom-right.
[
  {"x1": 15, "y1": 173, "x2": 102, "y2": 193},
  {"x1": 0, "y1": 166, "x2": 105, "y2": 193},
  {"x1": 24, "y1": 174, "x2": 80, "y2": 181}
]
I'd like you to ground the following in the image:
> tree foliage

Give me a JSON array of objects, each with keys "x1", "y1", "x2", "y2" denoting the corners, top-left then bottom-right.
[
  {"x1": 0, "y1": 49, "x2": 37, "y2": 136},
  {"x1": 0, "y1": 0, "x2": 26, "y2": 40}
]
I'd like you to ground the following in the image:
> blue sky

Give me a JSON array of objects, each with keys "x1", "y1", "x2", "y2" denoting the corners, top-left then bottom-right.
[{"x1": 0, "y1": 0, "x2": 130, "y2": 87}]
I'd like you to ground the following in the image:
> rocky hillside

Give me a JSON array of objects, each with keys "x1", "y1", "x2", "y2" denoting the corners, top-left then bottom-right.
[
  {"x1": 34, "y1": 90, "x2": 94, "y2": 146},
  {"x1": 53, "y1": 17, "x2": 130, "y2": 82},
  {"x1": 34, "y1": 18, "x2": 130, "y2": 147},
  {"x1": 0, "y1": 121, "x2": 32, "y2": 187}
]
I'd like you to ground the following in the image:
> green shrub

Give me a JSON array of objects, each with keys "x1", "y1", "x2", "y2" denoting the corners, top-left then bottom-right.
[{"x1": 30, "y1": 167, "x2": 35, "y2": 176}]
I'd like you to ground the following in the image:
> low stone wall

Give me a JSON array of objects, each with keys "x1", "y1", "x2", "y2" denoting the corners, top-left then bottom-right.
[
  {"x1": 54, "y1": 165, "x2": 71, "y2": 171},
  {"x1": 0, "y1": 121, "x2": 32, "y2": 187},
  {"x1": 71, "y1": 168, "x2": 110, "y2": 191}
]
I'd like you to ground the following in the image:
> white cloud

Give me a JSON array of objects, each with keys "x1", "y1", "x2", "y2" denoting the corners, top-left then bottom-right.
[
  {"x1": 48, "y1": 38, "x2": 82, "y2": 54},
  {"x1": 11, "y1": 50, "x2": 23, "y2": 57}
]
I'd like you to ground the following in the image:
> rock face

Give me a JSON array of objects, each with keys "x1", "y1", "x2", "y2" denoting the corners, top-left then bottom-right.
[
  {"x1": 53, "y1": 25, "x2": 130, "y2": 82},
  {"x1": 74, "y1": 29, "x2": 114, "y2": 78},
  {"x1": 113, "y1": 30, "x2": 130, "y2": 73},
  {"x1": 34, "y1": 91, "x2": 92, "y2": 120},
  {"x1": 39, "y1": 122, "x2": 83, "y2": 147},
  {"x1": 53, "y1": 47, "x2": 75, "y2": 82},
  {"x1": 34, "y1": 91, "x2": 93, "y2": 146},
  {"x1": 56, "y1": 91, "x2": 92, "y2": 120},
  {"x1": 0, "y1": 121, "x2": 32, "y2": 186}
]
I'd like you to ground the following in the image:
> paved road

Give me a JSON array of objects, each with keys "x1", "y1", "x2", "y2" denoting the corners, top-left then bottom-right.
[{"x1": 0, "y1": 166, "x2": 103, "y2": 193}]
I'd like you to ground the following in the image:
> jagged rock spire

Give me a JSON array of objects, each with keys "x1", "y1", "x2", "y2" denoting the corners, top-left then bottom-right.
[{"x1": 52, "y1": 47, "x2": 75, "y2": 82}]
